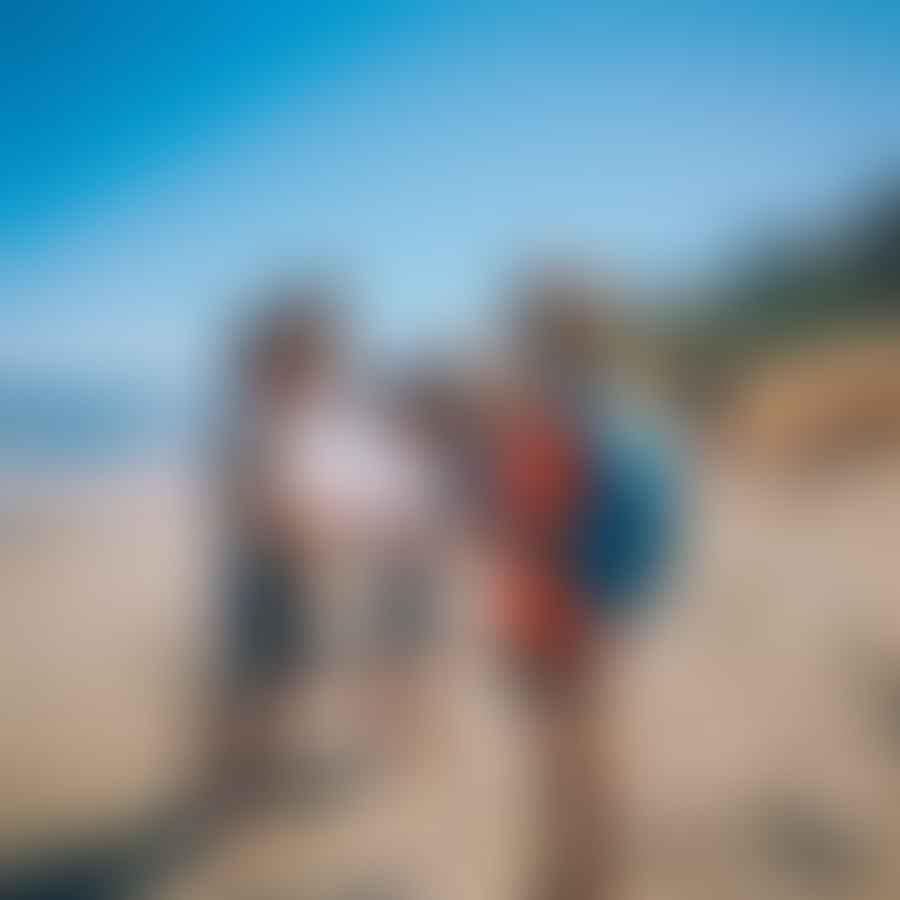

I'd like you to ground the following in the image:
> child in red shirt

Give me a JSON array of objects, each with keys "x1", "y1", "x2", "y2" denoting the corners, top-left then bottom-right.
[{"x1": 484, "y1": 267, "x2": 615, "y2": 899}]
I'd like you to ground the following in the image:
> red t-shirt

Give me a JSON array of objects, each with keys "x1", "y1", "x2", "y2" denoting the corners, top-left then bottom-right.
[{"x1": 490, "y1": 411, "x2": 589, "y2": 666}]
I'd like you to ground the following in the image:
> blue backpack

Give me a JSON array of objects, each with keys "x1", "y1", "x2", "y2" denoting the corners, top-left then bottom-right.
[{"x1": 570, "y1": 404, "x2": 684, "y2": 622}]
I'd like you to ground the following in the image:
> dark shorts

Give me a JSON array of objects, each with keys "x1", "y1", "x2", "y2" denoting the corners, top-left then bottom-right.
[
  {"x1": 226, "y1": 542, "x2": 310, "y2": 699},
  {"x1": 225, "y1": 547, "x2": 437, "y2": 699}
]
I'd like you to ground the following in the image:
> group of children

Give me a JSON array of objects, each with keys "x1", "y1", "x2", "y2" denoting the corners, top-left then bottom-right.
[{"x1": 214, "y1": 265, "x2": 659, "y2": 898}]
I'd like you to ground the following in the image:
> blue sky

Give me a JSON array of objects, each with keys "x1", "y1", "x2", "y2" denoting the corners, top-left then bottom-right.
[{"x1": 2, "y1": 1, "x2": 899, "y2": 388}]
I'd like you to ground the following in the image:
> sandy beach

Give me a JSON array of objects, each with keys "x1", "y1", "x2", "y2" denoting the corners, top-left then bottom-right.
[{"x1": 3, "y1": 459, "x2": 900, "y2": 899}]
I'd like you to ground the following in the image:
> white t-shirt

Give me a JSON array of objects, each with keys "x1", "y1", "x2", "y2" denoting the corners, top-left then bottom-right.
[{"x1": 270, "y1": 390, "x2": 440, "y2": 544}]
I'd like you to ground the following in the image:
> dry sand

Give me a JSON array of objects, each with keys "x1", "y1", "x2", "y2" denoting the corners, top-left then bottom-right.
[{"x1": 2, "y1": 460, "x2": 900, "y2": 899}]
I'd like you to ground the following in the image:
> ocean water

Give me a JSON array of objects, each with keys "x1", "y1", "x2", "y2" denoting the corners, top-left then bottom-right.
[{"x1": 0, "y1": 372, "x2": 189, "y2": 472}]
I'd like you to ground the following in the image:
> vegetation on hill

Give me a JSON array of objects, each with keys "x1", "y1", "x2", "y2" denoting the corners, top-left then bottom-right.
[{"x1": 660, "y1": 177, "x2": 900, "y2": 417}]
